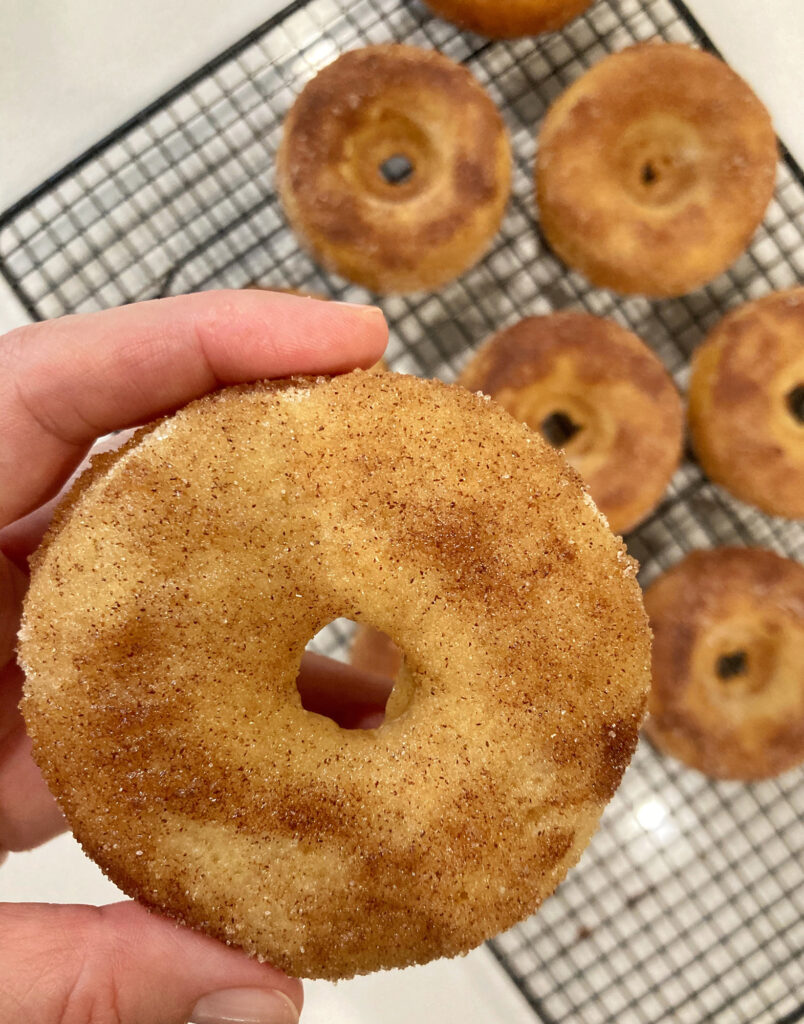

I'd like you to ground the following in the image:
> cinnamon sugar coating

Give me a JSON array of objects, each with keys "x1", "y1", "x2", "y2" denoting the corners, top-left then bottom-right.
[
  {"x1": 20, "y1": 372, "x2": 649, "y2": 979},
  {"x1": 276, "y1": 45, "x2": 511, "y2": 294},
  {"x1": 644, "y1": 548, "x2": 804, "y2": 780},
  {"x1": 536, "y1": 43, "x2": 777, "y2": 297},
  {"x1": 458, "y1": 312, "x2": 684, "y2": 534},
  {"x1": 689, "y1": 287, "x2": 804, "y2": 519}
]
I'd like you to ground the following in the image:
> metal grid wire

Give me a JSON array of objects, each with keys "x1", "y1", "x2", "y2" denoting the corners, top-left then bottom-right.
[{"x1": 1, "y1": 0, "x2": 803, "y2": 1020}]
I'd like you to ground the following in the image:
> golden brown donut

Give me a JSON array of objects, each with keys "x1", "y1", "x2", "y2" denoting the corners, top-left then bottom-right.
[
  {"x1": 276, "y1": 45, "x2": 511, "y2": 294},
  {"x1": 688, "y1": 287, "x2": 804, "y2": 519},
  {"x1": 644, "y1": 548, "x2": 804, "y2": 780},
  {"x1": 20, "y1": 371, "x2": 650, "y2": 980},
  {"x1": 422, "y1": 0, "x2": 592, "y2": 38},
  {"x1": 536, "y1": 43, "x2": 777, "y2": 297},
  {"x1": 458, "y1": 313, "x2": 684, "y2": 534}
]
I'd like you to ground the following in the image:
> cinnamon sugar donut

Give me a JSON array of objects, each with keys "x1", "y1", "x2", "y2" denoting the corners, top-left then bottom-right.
[
  {"x1": 276, "y1": 45, "x2": 511, "y2": 294},
  {"x1": 20, "y1": 371, "x2": 650, "y2": 980},
  {"x1": 644, "y1": 548, "x2": 804, "y2": 780},
  {"x1": 422, "y1": 0, "x2": 592, "y2": 38},
  {"x1": 536, "y1": 44, "x2": 777, "y2": 297},
  {"x1": 458, "y1": 313, "x2": 684, "y2": 534},
  {"x1": 689, "y1": 287, "x2": 804, "y2": 519}
]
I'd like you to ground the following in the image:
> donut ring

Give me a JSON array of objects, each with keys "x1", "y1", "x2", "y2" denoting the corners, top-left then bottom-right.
[
  {"x1": 536, "y1": 43, "x2": 777, "y2": 297},
  {"x1": 644, "y1": 548, "x2": 804, "y2": 780},
  {"x1": 422, "y1": 0, "x2": 592, "y2": 38},
  {"x1": 276, "y1": 45, "x2": 511, "y2": 294},
  {"x1": 20, "y1": 372, "x2": 650, "y2": 980},
  {"x1": 458, "y1": 313, "x2": 684, "y2": 534},
  {"x1": 689, "y1": 287, "x2": 804, "y2": 519}
]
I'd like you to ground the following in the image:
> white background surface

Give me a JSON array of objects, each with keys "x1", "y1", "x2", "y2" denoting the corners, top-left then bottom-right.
[{"x1": 1, "y1": 2, "x2": 802, "y2": 1022}]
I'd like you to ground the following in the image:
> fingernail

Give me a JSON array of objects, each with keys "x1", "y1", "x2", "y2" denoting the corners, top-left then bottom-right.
[
  {"x1": 190, "y1": 987, "x2": 299, "y2": 1024},
  {"x1": 333, "y1": 301, "x2": 385, "y2": 319}
]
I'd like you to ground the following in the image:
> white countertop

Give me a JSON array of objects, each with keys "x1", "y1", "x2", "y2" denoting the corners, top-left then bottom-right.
[{"x1": 1, "y1": 3, "x2": 802, "y2": 1022}]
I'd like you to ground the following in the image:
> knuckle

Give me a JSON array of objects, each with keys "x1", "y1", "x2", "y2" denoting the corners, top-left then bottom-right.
[{"x1": 58, "y1": 910, "x2": 123, "y2": 1024}]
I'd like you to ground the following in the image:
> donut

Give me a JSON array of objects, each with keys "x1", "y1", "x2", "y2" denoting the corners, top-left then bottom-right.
[
  {"x1": 643, "y1": 548, "x2": 804, "y2": 780},
  {"x1": 276, "y1": 45, "x2": 511, "y2": 294},
  {"x1": 20, "y1": 371, "x2": 650, "y2": 980},
  {"x1": 536, "y1": 43, "x2": 777, "y2": 297},
  {"x1": 458, "y1": 313, "x2": 684, "y2": 534},
  {"x1": 422, "y1": 0, "x2": 592, "y2": 38},
  {"x1": 688, "y1": 287, "x2": 804, "y2": 519}
]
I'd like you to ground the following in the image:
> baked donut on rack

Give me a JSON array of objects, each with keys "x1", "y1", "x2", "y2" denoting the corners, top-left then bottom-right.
[
  {"x1": 536, "y1": 43, "x2": 777, "y2": 296},
  {"x1": 21, "y1": 371, "x2": 650, "y2": 980},
  {"x1": 688, "y1": 287, "x2": 804, "y2": 520},
  {"x1": 422, "y1": 0, "x2": 592, "y2": 38},
  {"x1": 277, "y1": 44, "x2": 511, "y2": 294},
  {"x1": 458, "y1": 312, "x2": 684, "y2": 534},
  {"x1": 644, "y1": 547, "x2": 804, "y2": 780}
]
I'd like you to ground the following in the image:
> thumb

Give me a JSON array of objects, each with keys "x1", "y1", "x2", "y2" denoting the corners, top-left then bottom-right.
[{"x1": 0, "y1": 901, "x2": 302, "y2": 1024}]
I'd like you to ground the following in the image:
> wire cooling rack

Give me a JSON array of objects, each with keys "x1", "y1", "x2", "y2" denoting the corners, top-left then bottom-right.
[{"x1": 2, "y1": 0, "x2": 803, "y2": 1021}]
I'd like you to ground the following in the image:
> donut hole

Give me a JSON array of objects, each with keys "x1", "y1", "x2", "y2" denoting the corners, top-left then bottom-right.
[
  {"x1": 541, "y1": 410, "x2": 582, "y2": 448},
  {"x1": 641, "y1": 161, "x2": 658, "y2": 185},
  {"x1": 380, "y1": 153, "x2": 415, "y2": 186},
  {"x1": 630, "y1": 149, "x2": 696, "y2": 205},
  {"x1": 615, "y1": 117, "x2": 700, "y2": 207},
  {"x1": 708, "y1": 623, "x2": 778, "y2": 698},
  {"x1": 785, "y1": 384, "x2": 804, "y2": 425},
  {"x1": 349, "y1": 110, "x2": 434, "y2": 199},
  {"x1": 297, "y1": 619, "x2": 399, "y2": 731},
  {"x1": 717, "y1": 650, "x2": 748, "y2": 680}
]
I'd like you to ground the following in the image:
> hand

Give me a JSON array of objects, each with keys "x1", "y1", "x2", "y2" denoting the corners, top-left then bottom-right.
[{"x1": 0, "y1": 290, "x2": 391, "y2": 1024}]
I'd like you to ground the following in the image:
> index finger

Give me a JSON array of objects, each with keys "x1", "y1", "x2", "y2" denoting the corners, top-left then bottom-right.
[{"x1": 0, "y1": 290, "x2": 387, "y2": 527}]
